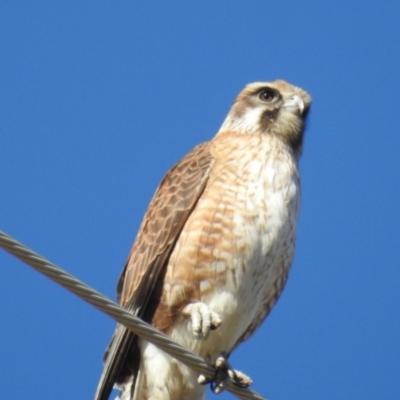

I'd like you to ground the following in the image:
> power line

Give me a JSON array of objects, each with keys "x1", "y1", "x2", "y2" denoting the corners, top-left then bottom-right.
[{"x1": 0, "y1": 230, "x2": 267, "y2": 400}]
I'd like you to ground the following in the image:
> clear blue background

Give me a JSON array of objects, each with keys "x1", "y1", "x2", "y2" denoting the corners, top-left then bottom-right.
[{"x1": 1, "y1": 2, "x2": 399, "y2": 399}]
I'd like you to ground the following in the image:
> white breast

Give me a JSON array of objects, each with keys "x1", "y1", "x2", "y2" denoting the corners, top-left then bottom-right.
[{"x1": 206, "y1": 139, "x2": 300, "y2": 353}]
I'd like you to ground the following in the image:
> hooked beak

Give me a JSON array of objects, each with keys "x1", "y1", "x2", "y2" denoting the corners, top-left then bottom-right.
[{"x1": 283, "y1": 95, "x2": 305, "y2": 116}]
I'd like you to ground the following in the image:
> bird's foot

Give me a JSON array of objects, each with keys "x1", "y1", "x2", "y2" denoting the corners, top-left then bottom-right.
[
  {"x1": 182, "y1": 302, "x2": 222, "y2": 340},
  {"x1": 198, "y1": 355, "x2": 252, "y2": 394}
]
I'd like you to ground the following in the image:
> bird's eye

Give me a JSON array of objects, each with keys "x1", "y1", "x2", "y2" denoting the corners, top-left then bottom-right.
[{"x1": 258, "y1": 88, "x2": 278, "y2": 103}]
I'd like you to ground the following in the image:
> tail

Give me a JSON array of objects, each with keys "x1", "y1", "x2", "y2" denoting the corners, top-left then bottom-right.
[
  {"x1": 118, "y1": 368, "x2": 145, "y2": 400},
  {"x1": 94, "y1": 324, "x2": 139, "y2": 400}
]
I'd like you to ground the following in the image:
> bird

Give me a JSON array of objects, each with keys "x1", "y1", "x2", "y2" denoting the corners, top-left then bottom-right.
[{"x1": 94, "y1": 80, "x2": 311, "y2": 400}]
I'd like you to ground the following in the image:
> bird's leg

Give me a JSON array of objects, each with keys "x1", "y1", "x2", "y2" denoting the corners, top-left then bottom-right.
[
  {"x1": 182, "y1": 302, "x2": 222, "y2": 340},
  {"x1": 198, "y1": 355, "x2": 253, "y2": 394}
]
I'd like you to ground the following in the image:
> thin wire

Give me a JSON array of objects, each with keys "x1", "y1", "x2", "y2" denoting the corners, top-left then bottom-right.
[{"x1": 0, "y1": 230, "x2": 266, "y2": 400}]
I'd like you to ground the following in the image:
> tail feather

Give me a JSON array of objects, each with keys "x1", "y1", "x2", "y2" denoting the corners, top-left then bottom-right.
[
  {"x1": 94, "y1": 324, "x2": 139, "y2": 400},
  {"x1": 119, "y1": 368, "x2": 144, "y2": 400},
  {"x1": 114, "y1": 359, "x2": 144, "y2": 400}
]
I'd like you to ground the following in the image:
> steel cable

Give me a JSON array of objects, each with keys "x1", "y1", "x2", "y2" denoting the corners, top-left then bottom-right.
[{"x1": 0, "y1": 230, "x2": 266, "y2": 400}]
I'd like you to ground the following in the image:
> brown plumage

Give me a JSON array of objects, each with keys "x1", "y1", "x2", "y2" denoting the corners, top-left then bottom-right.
[{"x1": 95, "y1": 80, "x2": 311, "y2": 400}]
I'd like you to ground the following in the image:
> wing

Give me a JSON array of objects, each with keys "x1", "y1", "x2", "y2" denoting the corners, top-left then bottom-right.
[{"x1": 95, "y1": 142, "x2": 214, "y2": 400}]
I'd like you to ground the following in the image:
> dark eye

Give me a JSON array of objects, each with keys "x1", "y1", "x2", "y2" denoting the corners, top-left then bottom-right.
[{"x1": 258, "y1": 88, "x2": 278, "y2": 103}]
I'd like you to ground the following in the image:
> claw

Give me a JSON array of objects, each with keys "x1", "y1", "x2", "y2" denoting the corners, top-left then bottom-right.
[
  {"x1": 198, "y1": 355, "x2": 252, "y2": 394},
  {"x1": 182, "y1": 302, "x2": 221, "y2": 339}
]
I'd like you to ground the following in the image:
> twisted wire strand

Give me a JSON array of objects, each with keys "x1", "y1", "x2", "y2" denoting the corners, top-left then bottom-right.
[{"x1": 0, "y1": 230, "x2": 266, "y2": 400}]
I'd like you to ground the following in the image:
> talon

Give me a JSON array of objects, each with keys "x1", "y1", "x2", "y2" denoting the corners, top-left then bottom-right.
[
  {"x1": 182, "y1": 302, "x2": 221, "y2": 340},
  {"x1": 209, "y1": 355, "x2": 253, "y2": 394},
  {"x1": 197, "y1": 374, "x2": 209, "y2": 385},
  {"x1": 210, "y1": 313, "x2": 222, "y2": 330},
  {"x1": 212, "y1": 380, "x2": 225, "y2": 394},
  {"x1": 233, "y1": 369, "x2": 253, "y2": 387},
  {"x1": 215, "y1": 356, "x2": 226, "y2": 369}
]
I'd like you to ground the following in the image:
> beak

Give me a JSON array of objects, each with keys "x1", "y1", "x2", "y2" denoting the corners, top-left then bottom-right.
[{"x1": 283, "y1": 95, "x2": 305, "y2": 116}]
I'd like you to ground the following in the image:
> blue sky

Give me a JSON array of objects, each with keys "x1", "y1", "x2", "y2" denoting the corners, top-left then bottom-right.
[{"x1": 0, "y1": 2, "x2": 399, "y2": 399}]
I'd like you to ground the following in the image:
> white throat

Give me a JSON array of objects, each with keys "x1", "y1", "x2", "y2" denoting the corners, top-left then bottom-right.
[{"x1": 218, "y1": 107, "x2": 263, "y2": 134}]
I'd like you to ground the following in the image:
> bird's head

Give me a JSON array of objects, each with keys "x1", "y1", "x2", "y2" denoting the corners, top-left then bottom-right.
[{"x1": 218, "y1": 80, "x2": 312, "y2": 155}]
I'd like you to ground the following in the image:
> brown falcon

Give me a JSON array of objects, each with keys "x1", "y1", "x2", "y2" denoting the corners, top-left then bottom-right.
[{"x1": 95, "y1": 80, "x2": 311, "y2": 400}]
